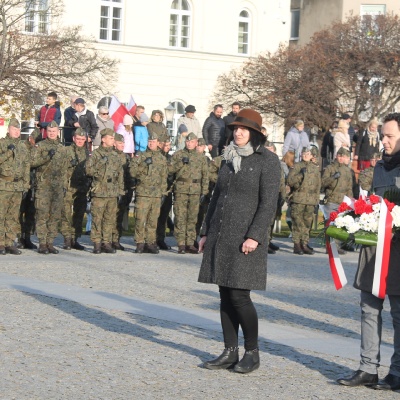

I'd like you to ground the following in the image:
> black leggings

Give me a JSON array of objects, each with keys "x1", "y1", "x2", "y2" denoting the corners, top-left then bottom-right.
[{"x1": 219, "y1": 286, "x2": 258, "y2": 350}]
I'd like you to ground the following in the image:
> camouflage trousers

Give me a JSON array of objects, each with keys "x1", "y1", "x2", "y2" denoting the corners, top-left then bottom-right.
[
  {"x1": 0, "y1": 191, "x2": 23, "y2": 246},
  {"x1": 19, "y1": 189, "x2": 35, "y2": 236},
  {"x1": 112, "y1": 194, "x2": 130, "y2": 242},
  {"x1": 174, "y1": 193, "x2": 200, "y2": 246},
  {"x1": 35, "y1": 188, "x2": 64, "y2": 245},
  {"x1": 134, "y1": 196, "x2": 161, "y2": 244},
  {"x1": 291, "y1": 203, "x2": 315, "y2": 244},
  {"x1": 156, "y1": 192, "x2": 173, "y2": 242},
  {"x1": 90, "y1": 196, "x2": 117, "y2": 244},
  {"x1": 60, "y1": 190, "x2": 87, "y2": 239}
]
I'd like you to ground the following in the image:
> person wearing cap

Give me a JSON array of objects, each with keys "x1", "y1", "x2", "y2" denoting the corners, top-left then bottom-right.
[
  {"x1": 358, "y1": 152, "x2": 382, "y2": 193},
  {"x1": 66, "y1": 98, "x2": 99, "y2": 142},
  {"x1": 177, "y1": 105, "x2": 202, "y2": 141},
  {"x1": 175, "y1": 123, "x2": 189, "y2": 151},
  {"x1": 337, "y1": 113, "x2": 400, "y2": 391},
  {"x1": 169, "y1": 132, "x2": 209, "y2": 254},
  {"x1": 147, "y1": 110, "x2": 168, "y2": 139},
  {"x1": 0, "y1": 119, "x2": 30, "y2": 255},
  {"x1": 321, "y1": 146, "x2": 353, "y2": 255},
  {"x1": 223, "y1": 102, "x2": 241, "y2": 145},
  {"x1": 86, "y1": 128, "x2": 124, "y2": 254},
  {"x1": 310, "y1": 145, "x2": 319, "y2": 166},
  {"x1": 60, "y1": 128, "x2": 91, "y2": 251},
  {"x1": 117, "y1": 114, "x2": 135, "y2": 157},
  {"x1": 134, "y1": 112, "x2": 149, "y2": 153},
  {"x1": 112, "y1": 133, "x2": 132, "y2": 251},
  {"x1": 202, "y1": 104, "x2": 225, "y2": 158},
  {"x1": 333, "y1": 119, "x2": 351, "y2": 158},
  {"x1": 30, "y1": 121, "x2": 68, "y2": 254},
  {"x1": 282, "y1": 119, "x2": 310, "y2": 163},
  {"x1": 198, "y1": 109, "x2": 280, "y2": 374},
  {"x1": 130, "y1": 132, "x2": 168, "y2": 254},
  {"x1": 287, "y1": 147, "x2": 321, "y2": 255},
  {"x1": 94, "y1": 106, "x2": 114, "y2": 150},
  {"x1": 35, "y1": 91, "x2": 61, "y2": 140}
]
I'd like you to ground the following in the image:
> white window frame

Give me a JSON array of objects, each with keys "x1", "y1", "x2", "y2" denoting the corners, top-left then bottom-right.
[
  {"x1": 99, "y1": 0, "x2": 123, "y2": 43},
  {"x1": 24, "y1": 0, "x2": 50, "y2": 34},
  {"x1": 238, "y1": 10, "x2": 250, "y2": 55},
  {"x1": 169, "y1": 0, "x2": 191, "y2": 49},
  {"x1": 360, "y1": 4, "x2": 386, "y2": 16},
  {"x1": 290, "y1": 9, "x2": 300, "y2": 40}
]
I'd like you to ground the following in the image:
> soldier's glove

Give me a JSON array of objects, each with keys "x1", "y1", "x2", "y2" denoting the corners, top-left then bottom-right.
[
  {"x1": 131, "y1": 178, "x2": 138, "y2": 187},
  {"x1": 161, "y1": 195, "x2": 166, "y2": 205},
  {"x1": 144, "y1": 157, "x2": 153, "y2": 165},
  {"x1": 300, "y1": 167, "x2": 307, "y2": 175},
  {"x1": 101, "y1": 156, "x2": 108, "y2": 163},
  {"x1": 332, "y1": 172, "x2": 341, "y2": 179},
  {"x1": 48, "y1": 149, "x2": 56, "y2": 159},
  {"x1": 63, "y1": 188, "x2": 67, "y2": 197},
  {"x1": 200, "y1": 194, "x2": 206, "y2": 205},
  {"x1": 70, "y1": 158, "x2": 78, "y2": 167},
  {"x1": 7, "y1": 144, "x2": 15, "y2": 151},
  {"x1": 182, "y1": 157, "x2": 190, "y2": 164}
]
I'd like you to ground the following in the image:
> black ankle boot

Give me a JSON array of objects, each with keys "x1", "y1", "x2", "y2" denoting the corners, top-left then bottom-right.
[
  {"x1": 233, "y1": 348, "x2": 260, "y2": 374},
  {"x1": 203, "y1": 347, "x2": 239, "y2": 370}
]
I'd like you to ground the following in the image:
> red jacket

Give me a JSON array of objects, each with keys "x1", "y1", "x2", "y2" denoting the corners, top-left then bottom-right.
[{"x1": 37, "y1": 104, "x2": 61, "y2": 139}]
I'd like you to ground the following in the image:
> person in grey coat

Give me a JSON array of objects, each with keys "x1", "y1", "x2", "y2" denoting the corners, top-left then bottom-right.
[
  {"x1": 337, "y1": 112, "x2": 400, "y2": 391},
  {"x1": 198, "y1": 109, "x2": 280, "y2": 374},
  {"x1": 282, "y1": 120, "x2": 309, "y2": 162}
]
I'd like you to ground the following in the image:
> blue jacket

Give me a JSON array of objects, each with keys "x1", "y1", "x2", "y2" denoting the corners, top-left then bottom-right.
[{"x1": 134, "y1": 125, "x2": 149, "y2": 152}]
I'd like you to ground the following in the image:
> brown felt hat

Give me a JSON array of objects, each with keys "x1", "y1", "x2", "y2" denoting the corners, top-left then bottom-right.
[{"x1": 228, "y1": 109, "x2": 263, "y2": 135}]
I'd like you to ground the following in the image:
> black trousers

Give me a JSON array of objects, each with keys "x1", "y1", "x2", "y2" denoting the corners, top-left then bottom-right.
[{"x1": 219, "y1": 286, "x2": 258, "y2": 350}]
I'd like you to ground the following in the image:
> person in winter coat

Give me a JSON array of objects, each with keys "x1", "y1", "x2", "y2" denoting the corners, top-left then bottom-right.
[
  {"x1": 202, "y1": 104, "x2": 225, "y2": 157},
  {"x1": 333, "y1": 119, "x2": 351, "y2": 158},
  {"x1": 35, "y1": 91, "x2": 62, "y2": 140},
  {"x1": 223, "y1": 102, "x2": 241, "y2": 145},
  {"x1": 321, "y1": 121, "x2": 337, "y2": 168},
  {"x1": 66, "y1": 98, "x2": 99, "y2": 142},
  {"x1": 94, "y1": 106, "x2": 114, "y2": 149},
  {"x1": 337, "y1": 113, "x2": 400, "y2": 391},
  {"x1": 176, "y1": 105, "x2": 202, "y2": 138},
  {"x1": 117, "y1": 114, "x2": 135, "y2": 157},
  {"x1": 134, "y1": 113, "x2": 149, "y2": 152},
  {"x1": 282, "y1": 120, "x2": 309, "y2": 162},
  {"x1": 198, "y1": 109, "x2": 280, "y2": 374},
  {"x1": 147, "y1": 110, "x2": 168, "y2": 139}
]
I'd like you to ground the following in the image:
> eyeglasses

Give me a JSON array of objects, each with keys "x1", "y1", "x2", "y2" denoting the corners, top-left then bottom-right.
[{"x1": 100, "y1": 113, "x2": 109, "y2": 115}]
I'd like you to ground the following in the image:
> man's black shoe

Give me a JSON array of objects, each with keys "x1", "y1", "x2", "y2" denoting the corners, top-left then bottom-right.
[
  {"x1": 157, "y1": 240, "x2": 171, "y2": 250},
  {"x1": 269, "y1": 242, "x2": 279, "y2": 251},
  {"x1": 268, "y1": 245, "x2": 276, "y2": 254},
  {"x1": 337, "y1": 370, "x2": 378, "y2": 386},
  {"x1": 371, "y1": 374, "x2": 400, "y2": 391}
]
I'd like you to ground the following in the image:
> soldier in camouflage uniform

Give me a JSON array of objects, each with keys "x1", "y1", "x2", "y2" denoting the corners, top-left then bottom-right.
[
  {"x1": 288, "y1": 147, "x2": 321, "y2": 255},
  {"x1": 0, "y1": 119, "x2": 30, "y2": 255},
  {"x1": 17, "y1": 128, "x2": 40, "y2": 250},
  {"x1": 112, "y1": 133, "x2": 132, "y2": 250},
  {"x1": 156, "y1": 133, "x2": 174, "y2": 250},
  {"x1": 86, "y1": 128, "x2": 124, "y2": 254},
  {"x1": 208, "y1": 154, "x2": 223, "y2": 184},
  {"x1": 30, "y1": 121, "x2": 68, "y2": 254},
  {"x1": 60, "y1": 128, "x2": 91, "y2": 251},
  {"x1": 358, "y1": 153, "x2": 381, "y2": 193},
  {"x1": 169, "y1": 132, "x2": 209, "y2": 254},
  {"x1": 321, "y1": 147, "x2": 353, "y2": 254},
  {"x1": 130, "y1": 132, "x2": 168, "y2": 254}
]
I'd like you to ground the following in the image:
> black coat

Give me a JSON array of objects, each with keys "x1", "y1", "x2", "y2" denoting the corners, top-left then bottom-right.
[
  {"x1": 355, "y1": 130, "x2": 380, "y2": 161},
  {"x1": 198, "y1": 147, "x2": 281, "y2": 290},
  {"x1": 202, "y1": 112, "x2": 225, "y2": 148},
  {"x1": 66, "y1": 109, "x2": 99, "y2": 140},
  {"x1": 223, "y1": 112, "x2": 237, "y2": 144}
]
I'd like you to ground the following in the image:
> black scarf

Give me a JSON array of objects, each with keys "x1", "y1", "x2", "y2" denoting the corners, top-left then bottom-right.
[{"x1": 382, "y1": 151, "x2": 400, "y2": 171}]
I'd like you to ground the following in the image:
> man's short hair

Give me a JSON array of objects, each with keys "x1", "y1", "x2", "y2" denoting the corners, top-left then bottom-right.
[
  {"x1": 136, "y1": 105, "x2": 145, "y2": 112},
  {"x1": 213, "y1": 104, "x2": 223, "y2": 111},
  {"x1": 48, "y1": 91, "x2": 57, "y2": 99},
  {"x1": 232, "y1": 102, "x2": 241, "y2": 108},
  {"x1": 383, "y1": 113, "x2": 400, "y2": 131}
]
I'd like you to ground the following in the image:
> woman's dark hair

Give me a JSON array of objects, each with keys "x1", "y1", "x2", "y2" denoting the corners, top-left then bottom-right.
[{"x1": 249, "y1": 129, "x2": 266, "y2": 149}]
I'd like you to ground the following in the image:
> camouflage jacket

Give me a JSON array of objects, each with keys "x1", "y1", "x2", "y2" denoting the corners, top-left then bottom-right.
[
  {"x1": 130, "y1": 148, "x2": 167, "y2": 197},
  {"x1": 209, "y1": 155, "x2": 223, "y2": 184},
  {"x1": 321, "y1": 160, "x2": 353, "y2": 204},
  {"x1": 64, "y1": 144, "x2": 91, "y2": 193},
  {"x1": 146, "y1": 122, "x2": 167, "y2": 137},
  {"x1": 30, "y1": 138, "x2": 68, "y2": 190},
  {"x1": 358, "y1": 166, "x2": 374, "y2": 193},
  {"x1": 115, "y1": 149, "x2": 132, "y2": 191},
  {"x1": 0, "y1": 136, "x2": 30, "y2": 192},
  {"x1": 288, "y1": 160, "x2": 321, "y2": 205},
  {"x1": 86, "y1": 145, "x2": 124, "y2": 198},
  {"x1": 169, "y1": 148, "x2": 209, "y2": 195}
]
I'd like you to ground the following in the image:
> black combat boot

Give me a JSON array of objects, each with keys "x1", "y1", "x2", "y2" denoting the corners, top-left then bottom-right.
[
  {"x1": 0, "y1": 245, "x2": 6, "y2": 255},
  {"x1": 301, "y1": 241, "x2": 315, "y2": 255},
  {"x1": 233, "y1": 348, "x2": 260, "y2": 374},
  {"x1": 47, "y1": 243, "x2": 59, "y2": 254},
  {"x1": 203, "y1": 347, "x2": 239, "y2": 370},
  {"x1": 102, "y1": 243, "x2": 116, "y2": 254},
  {"x1": 112, "y1": 242, "x2": 125, "y2": 251},
  {"x1": 72, "y1": 239, "x2": 85, "y2": 251},
  {"x1": 135, "y1": 243, "x2": 145, "y2": 254},
  {"x1": 63, "y1": 237, "x2": 72, "y2": 250},
  {"x1": 293, "y1": 243, "x2": 304, "y2": 255},
  {"x1": 146, "y1": 243, "x2": 159, "y2": 254},
  {"x1": 93, "y1": 243, "x2": 101, "y2": 254},
  {"x1": 178, "y1": 245, "x2": 186, "y2": 254},
  {"x1": 6, "y1": 246, "x2": 22, "y2": 255},
  {"x1": 38, "y1": 244, "x2": 49, "y2": 254},
  {"x1": 185, "y1": 245, "x2": 199, "y2": 254}
]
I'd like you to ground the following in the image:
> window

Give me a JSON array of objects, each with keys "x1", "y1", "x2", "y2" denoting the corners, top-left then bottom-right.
[
  {"x1": 290, "y1": 9, "x2": 300, "y2": 40},
  {"x1": 169, "y1": 0, "x2": 191, "y2": 49},
  {"x1": 360, "y1": 4, "x2": 386, "y2": 16},
  {"x1": 25, "y1": 0, "x2": 49, "y2": 34},
  {"x1": 238, "y1": 10, "x2": 250, "y2": 55},
  {"x1": 100, "y1": 0, "x2": 123, "y2": 42}
]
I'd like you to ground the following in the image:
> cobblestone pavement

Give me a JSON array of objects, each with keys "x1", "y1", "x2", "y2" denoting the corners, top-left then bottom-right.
[{"x1": 0, "y1": 236, "x2": 398, "y2": 399}]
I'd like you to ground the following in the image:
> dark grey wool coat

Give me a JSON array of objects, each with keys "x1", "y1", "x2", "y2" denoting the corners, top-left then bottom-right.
[{"x1": 198, "y1": 146, "x2": 281, "y2": 290}]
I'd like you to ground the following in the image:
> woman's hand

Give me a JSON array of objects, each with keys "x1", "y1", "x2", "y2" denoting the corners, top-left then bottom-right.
[
  {"x1": 199, "y1": 236, "x2": 207, "y2": 253},
  {"x1": 242, "y1": 238, "x2": 259, "y2": 255}
]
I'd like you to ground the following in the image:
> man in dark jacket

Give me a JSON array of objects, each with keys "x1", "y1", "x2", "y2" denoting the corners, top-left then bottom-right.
[
  {"x1": 202, "y1": 104, "x2": 225, "y2": 158},
  {"x1": 337, "y1": 112, "x2": 400, "y2": 391},
  {"x1": 223, "y1": 102, "x2": 241, "y2": 145},
  {"x1": 66, "y1": 98, "x2": 99, "y2": 142},
  {"x1": 63, "y1": 96, "x2": 78, "y2": 146}
]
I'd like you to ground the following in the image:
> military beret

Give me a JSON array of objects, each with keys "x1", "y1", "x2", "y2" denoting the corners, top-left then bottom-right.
[
  {"x1": 147, "y1": 132, "x2": 158, "y2": 141},
  {"x1": 197, "y1": 138, "x2": 206, "y2": 146},
  {"x1": 8, "y1": 118, "x2": 20, "y2": 129},
  {"x1": 114, "y1": 133, "x2": 124, "y2": 142},
  {"x1": 100, "y1": 128, "x2": 115, "y2": 137},
  {"x1": 301, "y1": 146, "x2": 311, "y2": 153},
  {"x1": 157, "y1": 133, "x2": 170, "y2": 143},
  {"x1": 337, "y1": 147, "x2": 350, "y2": 157},
  {"x1": 47, "y1": 120, "x2": 59, "y2": 128},
  {"x1": 310, "y1": 146, "x2": 319, "y2": 157},
  {"x1": 371, "y1": 152, "x2": 381, "y2": 160},
  {"x1": 186, "y1": 132, "x2": 198, "y2": 141},
  {"x1": 74, "y1": 127, "x2": 86, "y2": 137}
]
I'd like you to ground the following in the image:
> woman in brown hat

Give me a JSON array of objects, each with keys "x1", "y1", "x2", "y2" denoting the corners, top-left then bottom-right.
[{"x1": 198, "y1": 109, "x2": 281, "y2": 374}]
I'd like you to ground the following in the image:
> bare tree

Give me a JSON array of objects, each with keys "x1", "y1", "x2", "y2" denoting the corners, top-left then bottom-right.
[{"x1": 0, "y1": 0, "x2": 118, "y2": 116}]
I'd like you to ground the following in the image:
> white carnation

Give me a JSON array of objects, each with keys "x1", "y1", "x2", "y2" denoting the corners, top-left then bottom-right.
[{"x1": 391, "y1": 206, "x2": 400, "y2": 229}]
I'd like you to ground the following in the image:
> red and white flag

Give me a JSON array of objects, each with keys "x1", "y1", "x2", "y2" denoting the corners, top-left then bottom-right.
[
  {"x1": 127, "y1": 95, "x2": 137, "y2": 117},
  {"x1": 109, "y1": 95, "x2": 129, "y2": 131},
  {"x1": 326, "y1": 237, "x2": 348, "y2": 290}
]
